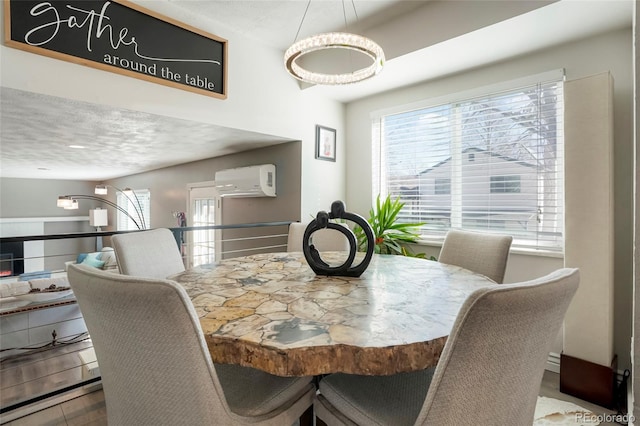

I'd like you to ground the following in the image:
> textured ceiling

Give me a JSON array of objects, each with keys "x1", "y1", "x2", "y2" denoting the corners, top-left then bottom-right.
[{"x1": 0, "y1": 88, "x2": 293, "y2": 180}]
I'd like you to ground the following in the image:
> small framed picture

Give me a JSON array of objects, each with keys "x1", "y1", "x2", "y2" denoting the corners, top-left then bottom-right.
[{"x1": 315, "y1": 125, "x2": 336, "y2": 162}]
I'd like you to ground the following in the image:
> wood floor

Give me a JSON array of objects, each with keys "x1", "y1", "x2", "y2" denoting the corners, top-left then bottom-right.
[{"x1": 0, "y1": 343, "x2": 624, "y2": 426}]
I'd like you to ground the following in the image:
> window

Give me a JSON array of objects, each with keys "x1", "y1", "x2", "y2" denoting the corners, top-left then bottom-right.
[
  {"x1": 372, "y1": 72, "x2": 564, "y2": 251},
  {"x1": 117, "y1": 189, "x2": 151, "y2": 231},
  {"x1": 490, "y1": 175, "x2": 521, "y2": 193},
  {"x1": 434, "y1": 178, "x2": 451, "y2": 195}
]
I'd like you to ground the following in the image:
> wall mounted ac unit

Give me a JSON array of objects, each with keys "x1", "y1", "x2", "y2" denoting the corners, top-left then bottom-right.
[{"x1": 214, "y1": 164, "x2": 276, "y2": 198}]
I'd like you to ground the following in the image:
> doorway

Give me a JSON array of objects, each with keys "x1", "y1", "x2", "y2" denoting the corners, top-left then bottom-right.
[{"x1": 187, "y1": 182, "x2": 221, "y2": 268}]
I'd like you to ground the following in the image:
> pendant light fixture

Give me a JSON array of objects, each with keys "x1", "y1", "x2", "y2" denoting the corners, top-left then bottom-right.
[{"x1": 284, "y1": 0, "x2": 385, "y2": 85}]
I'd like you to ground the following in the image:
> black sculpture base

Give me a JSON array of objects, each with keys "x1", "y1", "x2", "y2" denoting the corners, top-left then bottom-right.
[{"x1": 303, "y1": 201, "x2": 375, "y2": 277}]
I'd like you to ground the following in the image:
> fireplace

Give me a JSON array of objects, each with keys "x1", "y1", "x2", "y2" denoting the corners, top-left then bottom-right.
[{"x1": 0, "y1": 242, "x2": 24, "y2": 277}]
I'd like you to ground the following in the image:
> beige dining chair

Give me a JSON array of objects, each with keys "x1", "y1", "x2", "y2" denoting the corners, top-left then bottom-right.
[
  {"x1": 314, "y1": 268, "x2": 579, "y2": 426},
  {"x1": 67, "y1": 264, "x2": 315, "y2": 426},
  {"x1": 438, "y1": 229, "x2": 513, "y2": 283},
  {"x1": 112, "y1": 228, "x2": 185, "y2": 279},
  {"x1": 287, "y1": 222, "x2": 350, "y2": 252}
]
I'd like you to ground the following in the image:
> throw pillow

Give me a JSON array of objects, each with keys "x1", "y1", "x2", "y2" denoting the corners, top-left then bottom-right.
[
  {"x1": 81, "y1": 253, "x2": 105, "y2": 269},
  {"x1": 76, "y1": 253, "x2": 89, "y2": 264},
  {"x1": 99, "y1": 247, "x2": 117, "y2": 269}
]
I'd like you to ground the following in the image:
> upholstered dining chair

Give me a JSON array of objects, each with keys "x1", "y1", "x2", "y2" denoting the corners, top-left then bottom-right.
[
  {"x1": 67, "y1": 264, "x2": 315, "y2": 426},
  {"x1": 438, "y1": 229, "x2": 513, "y2": 283},
  {"x1": 287, "y1": 222, "x2": 350, "y2": 252},
  {"x1": 314, "y1": 268, "x2": 579, "y2": 426},
  {"x1": 112, "y1": 228, "x2": 185, "y2": 279}
]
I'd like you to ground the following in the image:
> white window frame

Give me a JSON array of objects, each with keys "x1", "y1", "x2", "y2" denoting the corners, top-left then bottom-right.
[
  {"x1": 371, "y1": 70, "x2": 565, "y2": 253},
  {"x1": 187, "y1": 182, "x2": 221, "y2": 268},
  {"x1": 116, "y1": 189, "x2": 150, "y2": 231}
]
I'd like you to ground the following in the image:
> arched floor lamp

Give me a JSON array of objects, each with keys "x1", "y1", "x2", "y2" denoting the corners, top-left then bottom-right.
[
  {"x1": 57, "y1": 195, "x2": 144, "y2": 230},
  {"x1": 94, "y1": 184, "x2": 147, "y2": 230}
]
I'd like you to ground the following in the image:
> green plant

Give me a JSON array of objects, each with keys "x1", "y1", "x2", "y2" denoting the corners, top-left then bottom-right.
[{"x1": 355, "y1": 195, "x2": 425, "y2": 256}]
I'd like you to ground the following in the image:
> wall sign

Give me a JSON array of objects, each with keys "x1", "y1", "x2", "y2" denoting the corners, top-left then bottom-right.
[{"x1": 4, "y1": 0, "x2": 227, "y2": 99}]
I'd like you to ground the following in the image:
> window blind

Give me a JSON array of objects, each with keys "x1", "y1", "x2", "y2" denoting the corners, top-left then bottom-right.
[
  {"x1": 372, "y1": 78, "x2": 564, "y2": 252},
  {"x1": 117, "y1": 189, "x2": 151, "y2": 231}
]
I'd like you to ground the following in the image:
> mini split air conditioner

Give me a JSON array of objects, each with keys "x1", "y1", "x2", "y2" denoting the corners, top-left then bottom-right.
[{"x1": 214, "y1": 164, "x2": 276, "y2": 198}]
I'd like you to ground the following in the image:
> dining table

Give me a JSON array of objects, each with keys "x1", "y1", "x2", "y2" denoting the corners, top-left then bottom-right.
[{"x1": 169, "y1": 251, "x2": 496, "y2": 377}]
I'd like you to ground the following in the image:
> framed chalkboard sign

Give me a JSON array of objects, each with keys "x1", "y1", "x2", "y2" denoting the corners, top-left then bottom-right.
[{"x1": 4, "y1": 0, "x2": 227, "y2": 99}]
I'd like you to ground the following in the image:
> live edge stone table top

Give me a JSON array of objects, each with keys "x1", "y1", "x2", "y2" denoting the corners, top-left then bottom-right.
[{"x1": 169, "y1": 252, "x2": 495, "y2": 377}]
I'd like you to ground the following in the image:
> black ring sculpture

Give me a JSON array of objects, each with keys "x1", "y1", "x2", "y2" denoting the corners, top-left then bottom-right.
[{"x1": 302, "y1": 201, "x2": 375, "y2": 277}]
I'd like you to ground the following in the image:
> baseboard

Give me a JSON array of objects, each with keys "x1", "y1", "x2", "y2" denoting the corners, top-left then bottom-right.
[
  {"x1": 546, "y1": 352, "x2": 627, "y2": 382},
  {"x1": 560, "y1": 353, "x2": 617, "y2": 409},
  {"x1": 546, "y1": 352, "x2": 561, "y2": 373}
]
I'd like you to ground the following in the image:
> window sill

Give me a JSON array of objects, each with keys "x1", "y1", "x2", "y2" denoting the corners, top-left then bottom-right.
[{"x1": 412, "y1": 238, "x2": 564, "y2": 260}]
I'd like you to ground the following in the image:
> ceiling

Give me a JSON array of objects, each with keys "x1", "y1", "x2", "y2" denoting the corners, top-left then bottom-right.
[
  {"x1": 0, "y1": 0, "x2": 633, "y2": 181},
  {"x1": 0, "y1": 87, "x2": 294, "y2": 181},
  {"x1": 167, "y1": 0, "x2": 422, "y2": 51}
]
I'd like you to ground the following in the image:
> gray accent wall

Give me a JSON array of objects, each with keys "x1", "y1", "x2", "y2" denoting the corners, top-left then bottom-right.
[
  {"x1": 104, "y1": 141, "x2": 302, "y2": 257},
  {"x1": 104, "y1": 141, "x2": 302, "y2": 229},
  {"x1": 0, "y1": 179, "x2": 99, "y2": 219}
]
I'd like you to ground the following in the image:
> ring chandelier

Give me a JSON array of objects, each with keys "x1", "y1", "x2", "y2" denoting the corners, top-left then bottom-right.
[
  {"x1": 284, "y1": 32, "x2": 385, "y2": 85},
  {"x1": 283, "y1": 1, "x2": 385, "y2": 85}
]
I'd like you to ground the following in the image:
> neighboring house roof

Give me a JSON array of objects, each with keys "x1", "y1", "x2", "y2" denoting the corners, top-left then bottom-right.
[{"x1": 418, "y1": 147, "x2": 538, "y2": 176}]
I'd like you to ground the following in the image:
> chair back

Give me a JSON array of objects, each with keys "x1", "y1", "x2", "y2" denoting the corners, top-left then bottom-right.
[
  {"x1": 67, "y1": 264, "x2": 231, "y2": 425},
  {"x1": 438, "y1": 229, "x2": 513, "y2": 283},
  {"x1": 112, "y1": 228, "x2": 185, "y2": 279},
  {"x1": 287, "y1": 222, "x2": 350, "y2": 252},
  {"x1": 416, "y1": 268, "x2": 579, "y2": 426}
]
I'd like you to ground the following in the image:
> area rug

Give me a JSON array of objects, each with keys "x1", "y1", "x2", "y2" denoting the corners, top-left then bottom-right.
[{"x1": 534, "y1": 396, "x2": 600, "y2": 425}]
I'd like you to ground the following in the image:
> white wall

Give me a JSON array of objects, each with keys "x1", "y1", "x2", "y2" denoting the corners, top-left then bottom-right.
[
  {"x1": 563, "y1": 73, "x2": 615, "y2": 367},
  {"x1": 0, "y1": 0, "x2": 346, "y2": 220},
  {"x1": 345, "y1": 28, "x2": 633, "y2": 369}
]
